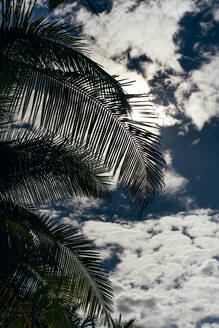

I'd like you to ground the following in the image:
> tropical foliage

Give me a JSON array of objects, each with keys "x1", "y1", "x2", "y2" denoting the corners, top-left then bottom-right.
[
  {"x1": 0, "y1": 202, "x2": 113, "y2": 327},
  {"x1": 0, "y1": 0, "x2": 164, "y2": 326}
]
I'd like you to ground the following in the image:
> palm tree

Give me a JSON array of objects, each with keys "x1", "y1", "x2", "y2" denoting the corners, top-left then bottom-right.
[{"x1": 0, "y1": 0, "x2": 165, "y2": 326}]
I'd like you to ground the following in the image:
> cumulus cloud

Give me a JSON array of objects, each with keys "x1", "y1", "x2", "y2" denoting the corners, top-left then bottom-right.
[
  {"x1": 75, "y1": 0, "x2": 197, "y2": 74},
  {"x1": 40, "y1": 197, "x2": 104, "y2": 226},
  {"x1": 64, "y1": 0, "x2": 198, "y2": 128},
  {"x1": 163, "y1": 150, "x2": 188, "y2": 195},
  {"x1": 164, "y1": 170, "x2": 188, "y2": 195},
  {"x1": 50, "y1": 0, "x2": 219, "y2": 131},
  {"x1": 175, "y1": 54, "x2": 219, "y2": 130},
  {"x1": 212, "y1": 1, "x2": 219, "y2": 22},
  {"x1": 82, "y1": 209, "x2": 219, "y2": 328},
  {"x1": 74, "y1": 0, "x2": 218, "y2": 131}
]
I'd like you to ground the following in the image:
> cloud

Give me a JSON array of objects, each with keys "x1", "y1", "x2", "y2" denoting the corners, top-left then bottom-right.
[
  {"x1": 175, "y1": 54, "x2": 219, "y2": 130},
  {"x1": 49, "y1": 0, "x2": 219, "y2": 134},
  {"x1": 75, "y1": 0, "x2": 218, "y2": 131},
  {"x1": 73, "y1": 0, "x2": 197, "y2": 76},
  {"x1": 164, "y1": 170, "x2": 188, "y2": 195},
  {"x1": 163, "y1": 150, "x2": 188, "y2": 195},
  {"x1": 212, "y1": 1, "x2": 219, "y2": 22},
  {"x1": 191, "y1": 138, "x2": 200, "y2": 146},
  {"x1": 82, "y1": 208, "x2": 219, "y2": 328},
  {"x1": 40, "y1": 197, "x2": 104, "y2": 226},
  {"x1": 56, "y1": 0, "x2": 197, "y2": 109},
  {"x1": 51, "y1": 0, "x2": 219, "y2": 131}
]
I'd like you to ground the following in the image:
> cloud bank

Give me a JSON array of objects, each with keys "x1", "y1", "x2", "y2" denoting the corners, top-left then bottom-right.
[{"x1": 82, "y1": 209, "x2": 219, "y2": 328}]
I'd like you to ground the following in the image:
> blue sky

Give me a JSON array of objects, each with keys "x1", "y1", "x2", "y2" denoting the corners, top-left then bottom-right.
[{"x1": 41, "y1": 0, "x2": 219, "y2": 326}]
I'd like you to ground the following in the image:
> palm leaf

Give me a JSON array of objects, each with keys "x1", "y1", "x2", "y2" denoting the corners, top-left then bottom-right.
[
  {"x1": 0, "y1": 202, "x2": 113, "y2": 325},
  {"x1": 0, "y1": 213, "x2": 81, "y2": 327},
  {"x1": 0, "y1": 58, "x2": 21, "y2": 125},
  {"x1": 1, "y1": 56, "x2": 164, "y2": 211},
  {"x1": 0, "y1": 125, "x2": 113, "y2": 205},
  {"x1": 80, "y1": 315, "x2": 136, "y2": 328},
  {"x1": 0, "y1": 0, "x2": 165, "y2": 212},
  {"x1": 110, "y1": 316, "x2": 136, "y2": 328},
  {"x1": 0, "y1": 0, "x2": 131, "y2": 115}
]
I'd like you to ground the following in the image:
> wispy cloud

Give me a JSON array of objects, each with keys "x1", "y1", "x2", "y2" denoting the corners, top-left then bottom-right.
[{"x1": 191, "y1": 138, "x2": 201, "y2": 146}]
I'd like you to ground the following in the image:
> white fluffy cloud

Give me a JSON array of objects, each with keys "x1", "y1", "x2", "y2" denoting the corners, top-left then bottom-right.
[
  {"x1": 82, "y1": 209, "x2": 219, "y2": 328},
  {"x1": 163, "y1": 150, "x2": 188, "y2": 195},
  {"x1": 164, "y1": 169, "x2": 188, "y2": 195},
  {"x1": 51, "y1": 0, "x2": 219, "y2": 130},
  {"x1": 176, "y1": 54, "x2": 219, "y2": 130},
  {"x1": 75, "y1": 0, "x2": 218, "y2": 131},
  {"x1": 213, "y1": 1, "x2": 219, "y2": 22},
  {"x1": 74, "y1": 0, "x2": 196, "y2": 75}
]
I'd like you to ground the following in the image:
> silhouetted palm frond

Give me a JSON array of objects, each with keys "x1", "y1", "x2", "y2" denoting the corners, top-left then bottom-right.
[
  {"x1": 1, "y1": 56, "x2": 164, "y2": 211},
  {"x1": 80, "y1": 314, "x2": 136, "y2": 328},
  {"x1": 0, "y1": 0, "x2": 165, "y2": 324},
  {"x1": 0, "y1": 202, "x2": 113, "y2": 326},
  {"x1": 0, "y1": 1, "x2": 129, "y2": 112},
  {"x1": 0, "y1": 0, "x2": 165, "y2": 211},
  {"x1": 0, "y1": 126, "x2": 113, "y2": 205},
  {"x1": 110, "y1": 314, "x2": 135, "y2": 328}
]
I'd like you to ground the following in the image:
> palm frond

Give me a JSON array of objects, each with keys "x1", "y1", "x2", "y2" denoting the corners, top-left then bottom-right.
[
  {"x1": 79, "y1": 315, "x2": 136, "y2": 328},
  {"x1": 0, "y1": 215, "x2": 76, "y2": 328},
  {"x1": 2, "y1": 58, "x2": 164, "y2": 211},
  {"x1": 0, "y1": 58, "x2": 21, "y2": 125},
  {"x1": 110, "y1": 315, "x2": 136, "y2": 328},
  {"x1": 0, "y1": 202, "x2": 113, "y2": 325},
  {"x1": 0, "y1": 126, "x2": 113, "y2": 205},
  {"x1": 0, "y1": 0, "x2": 165, "y2": 211},
  {"x1": 0, "y1": 1, "x2": 131, "y2": 115}
]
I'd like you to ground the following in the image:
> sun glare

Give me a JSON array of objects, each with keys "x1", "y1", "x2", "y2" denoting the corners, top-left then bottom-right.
[{"x1": 123, "y1": 77, "x2": 178, "y2": 128}]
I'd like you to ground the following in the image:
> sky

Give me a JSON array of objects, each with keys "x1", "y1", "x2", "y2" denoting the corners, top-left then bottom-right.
[{"x1": 41, "y1": 0, "x2": 219, "y2": 327}]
